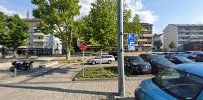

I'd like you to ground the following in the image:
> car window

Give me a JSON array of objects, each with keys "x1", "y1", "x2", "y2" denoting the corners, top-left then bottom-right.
[
  {"x1": 176, "y1": 57, "x2": 193, "y2": 63},
  {"x1": 149, "y1": 55, "x2": 168, "y2": 62},
  {"x1": 153, "y1": 67, "x2": 203, "y2": 100},
  {"x1": 130, "y1": 56, "x2": 144, "y2": 62}
]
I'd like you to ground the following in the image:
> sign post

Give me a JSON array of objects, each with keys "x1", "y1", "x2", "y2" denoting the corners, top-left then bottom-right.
[
  {"x1": 117, "y1": 0, "x2": 125, "y2": 97},
  {"x1": 79, "y1": 41, "x2": 87, "y2": 77}
]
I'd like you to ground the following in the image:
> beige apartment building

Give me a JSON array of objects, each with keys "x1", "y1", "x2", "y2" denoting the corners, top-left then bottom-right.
[
  {"x1": 136, "y1": 23, "x2": 154, "y2": 51},
  {"x1": 163, "y1": 24, "x2": 203, "y2": 51}
]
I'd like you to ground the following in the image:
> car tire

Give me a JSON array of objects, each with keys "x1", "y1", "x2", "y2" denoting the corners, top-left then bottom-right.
[
  {"x1": 130, "y1": 69, "x2": 134, "y2": 75},
  {"x1": 91, "y1": 61, "x2": 96, "y2": 65},
  {"x1": 107, "y1": 60, "x2": 112, "y2": 64}
]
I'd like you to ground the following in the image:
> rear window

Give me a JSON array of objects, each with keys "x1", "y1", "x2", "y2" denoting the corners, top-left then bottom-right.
[
  {"x1": 153, "y1": 67, "x2": 203, "y2": 99},
  {"x1": 197, "y1": 54, "x2": 203, "y2": 57}
]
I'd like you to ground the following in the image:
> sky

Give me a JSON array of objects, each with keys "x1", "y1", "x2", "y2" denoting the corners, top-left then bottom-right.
[{"x1": 0, "y1": 0, "x2": 203, "y2": 34}]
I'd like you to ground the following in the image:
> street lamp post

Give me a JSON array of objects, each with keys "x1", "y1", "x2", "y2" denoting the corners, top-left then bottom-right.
[{"x1": 117, "y1": 0, "x2": 125, "y2": 97}]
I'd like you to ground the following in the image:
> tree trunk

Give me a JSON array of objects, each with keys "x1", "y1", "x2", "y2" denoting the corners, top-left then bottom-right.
[
  {"x1": 65, "y1": 27, "x2": 73, "y2": 60},
  {"x1": 13, "y1": 48, "x2": 18, "y2": 58},
  {"x1": 2, "y1": 46, "x2": 5, "y2": 58},
  {"x1": 66, "y1": 40, "x2": 71, "y2": 60},
  {"x1": 100, "y1": 49, "x2": 102, "y2": 67}
]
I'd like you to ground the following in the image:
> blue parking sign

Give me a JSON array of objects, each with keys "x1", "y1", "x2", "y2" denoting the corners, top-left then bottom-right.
[{"x1": 128, "y1": 34, "x2": 135, "y2": 50}]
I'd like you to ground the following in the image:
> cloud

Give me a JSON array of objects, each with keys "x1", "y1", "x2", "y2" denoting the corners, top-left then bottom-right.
[
  {"x1": 0, "y1": 4, "x2": 26, "y2": 18},
  {"x1": 75, "y1": 0, "x2": 96, "y2": 20},
  {"x1": 124, "y1": 0, "x2": 158, "y2": 24}
]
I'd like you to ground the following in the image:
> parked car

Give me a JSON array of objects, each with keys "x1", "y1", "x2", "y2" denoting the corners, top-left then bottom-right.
[
  {"x1": 140, "y1": 54, "x2": 175, "y2": 74},
  {"x1": 108, "y1": 51, "x2": 118, "y2": 61},
  {"x1": 125, "y1": 56, "x2": 151, "y2": 74},
  {"x1": 196, "y1": 54, "x2": 203, "y2": 62},
  {"x1": 170, "y1": 56, "x2": 195, "y2": 64},
  {"x1": 135, "y1": 63, "x2": 203, "y2": 100},
  {"x1": 87, "y1": 55, "x2": 115, "y2": 65},
  {"x1": 185, "y1": 51, "x2": 203, "y2": 59},
  {"x1": 163, "y1": 52, "x2": 182, "y2": 59}
]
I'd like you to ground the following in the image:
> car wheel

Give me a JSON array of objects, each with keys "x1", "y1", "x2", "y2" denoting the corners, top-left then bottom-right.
[
  {"x1": 107, "y1": 60, "x2": 112, "y2": 64},
  {"x1": 130, "y1": 69, "x2": 134, "y2": 75},
  {"x1": 91, "y1": 61, "x2": 96, "y2": 65}
]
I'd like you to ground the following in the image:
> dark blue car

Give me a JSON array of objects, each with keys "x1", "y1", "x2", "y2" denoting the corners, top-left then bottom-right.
[{"x1": 135, "y1": 63, "x2": 203, "y2": 100}]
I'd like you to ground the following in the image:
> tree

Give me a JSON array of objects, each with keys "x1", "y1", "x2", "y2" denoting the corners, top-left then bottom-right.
[
  {"x1": 32, "y1": 0, "x2": 81, "y2": 59},
  {"x1": 169, "y1": 41, "x2": 175, "y2": 51},
  {"x1": 154, "y1": 40, "x2": 163, "y2": 51},
  {"x1": 0, "y1": 12, "x2": 8, "y2": 56},
  {"x1": 131, "y1": 15, "x2": 143, "y2": 36},
  {"x1": 131, "y1": 15, "x2": 144, "y2": 51},
  {"x1": 6, "y1": 15, "x2": 30, "y2": 57},
  {"x1": 87, "y1": 0, "x2": 117, "y2": 50},
  {"x1": 0, "y1": 14, "x2": 29, "y2": 57}
]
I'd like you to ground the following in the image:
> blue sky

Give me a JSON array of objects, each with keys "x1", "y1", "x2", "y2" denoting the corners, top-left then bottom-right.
[{"x1": 0, "y1": 0, "x2": 203, "y2": 34}]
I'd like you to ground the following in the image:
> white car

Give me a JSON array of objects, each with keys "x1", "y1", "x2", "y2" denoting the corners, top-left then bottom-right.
[{"x1": 87, "y1": 55, "x2": 115, "y2": 65}]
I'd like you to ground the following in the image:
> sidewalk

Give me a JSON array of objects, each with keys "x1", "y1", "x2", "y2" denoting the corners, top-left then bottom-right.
[{"x1": 0, "y1": 63, "x2": 151, "y2": 100}]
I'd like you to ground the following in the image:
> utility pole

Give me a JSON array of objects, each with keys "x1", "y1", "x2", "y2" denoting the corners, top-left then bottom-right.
[{"x1": 117, "y1": 0, "x2": 125, "y2": 97}]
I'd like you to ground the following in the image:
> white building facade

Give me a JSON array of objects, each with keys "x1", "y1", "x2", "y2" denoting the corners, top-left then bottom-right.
[
  {"x1": 163, "y1": 24, "x2": 203, "y2": 51},
  {"x1": 23, "y1": 19, "x2": 62, "y2": 55}
]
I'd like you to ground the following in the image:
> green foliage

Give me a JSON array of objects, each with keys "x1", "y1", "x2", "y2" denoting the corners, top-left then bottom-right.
[
  {"x1": 154, "y1": 40, "x2": 163, "y2": 50},
  {"x1": 0, "y1": 13, "x2": 29, "y2": 51},
  {"x1": 6, "y1": 15, "x2": 30, "y2": 49},
  {"x1": 169, "y1": 41, "x2": 176, "y2": 50},
  {"x1": 131, "y1": 14, "x2": 144, "y2": 36},
  {"x1": 78, "y1": 67, "x2": 118, "y2": 79},
  {"x1": 83, "y1": 0, "x2": 117, "y2": 50},
  {"x1": 32, "y1": 0, "x2": 81, "y2": 59}
]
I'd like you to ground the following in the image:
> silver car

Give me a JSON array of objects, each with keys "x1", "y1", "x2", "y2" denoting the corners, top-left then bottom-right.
[{"x1": 87, "y1": 55, "x2": 115, "y2": 65}]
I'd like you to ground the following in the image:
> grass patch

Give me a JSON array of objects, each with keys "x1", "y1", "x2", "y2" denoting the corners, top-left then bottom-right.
[
  {"x1": 51, "y1": 58, "x2": 82, "y2": 64},
  {"x1": 78, "y1": 67, "x2": 118, "y2": 79}
]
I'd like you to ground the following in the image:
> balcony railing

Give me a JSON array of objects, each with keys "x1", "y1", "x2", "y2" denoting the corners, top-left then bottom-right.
[
  {"x1": 33, "y1": 39, "x2": 45, "y2": 42},
  {"x1": 33, "y1": 32, "x2": 44, "y2": 36},
  {"x1": 179, "y1": 30, "x2": 203, "y2": 33},
  {"x1": 137, "y1": 39, "x2": 147, "y2": 42},
  {"x1": 143, "y1": 44, "x2": 153, "y2": 47},
  {"x1": 142, "y1": 34, "x2": 153, "y2": 37}
]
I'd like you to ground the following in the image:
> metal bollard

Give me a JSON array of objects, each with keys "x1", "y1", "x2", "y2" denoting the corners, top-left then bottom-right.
[{"x1": 14, "y1": 68, "x2": 17, "y2": 77}]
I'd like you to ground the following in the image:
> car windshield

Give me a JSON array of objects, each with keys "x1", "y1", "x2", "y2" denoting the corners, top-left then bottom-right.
[
  {"x1": 176, "y1": 57, "x2": 193, "y2": 63},
  {"x1": 130, "y1": 56, "x2": 144, "y2": 62},
  {"x1": 149, "y1": 55, "x2": 168, "y2": 62},
  {"x1": 153, "y1": 67, "x2": 203, "y2": 99}
]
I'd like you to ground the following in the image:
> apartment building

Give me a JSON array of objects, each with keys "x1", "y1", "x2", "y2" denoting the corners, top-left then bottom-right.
[
  {"x1": 163, "y1": 24, "x2": 203, "y2": 51},
  {"x1": 22, "y1": 18, "x2": 62, "y2": 55},
  {"x1": 136, "y1": 23, "x2": 154, "y2": 51}
]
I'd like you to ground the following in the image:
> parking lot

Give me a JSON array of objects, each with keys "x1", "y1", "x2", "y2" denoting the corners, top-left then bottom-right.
[
  {"x1": 0, "y1": 61, "x2": 153, "y2": 100},
  {"x1": 0, "y1": 51, "x2": 202, "y2": 99}
]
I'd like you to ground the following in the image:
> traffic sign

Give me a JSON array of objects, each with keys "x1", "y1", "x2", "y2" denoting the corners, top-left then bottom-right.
[
  {"x1": 79, "y1": 41, "x2": 87, "y2": 51},
  {"x1": 128, "y1": 34, "x2": 135, "y2": 50}
]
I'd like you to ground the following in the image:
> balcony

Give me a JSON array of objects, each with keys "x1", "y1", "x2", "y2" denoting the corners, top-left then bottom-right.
[
  {"x1": 179, "y1": 30, "x2": 203, "y2": 33},
  {"x1": 32, "y1": 45, "x2": 45, "y2": 48},
  {"x1": 33, "y1": 32, "x2": 44, "y2": 36},
  {"x1": 137, "y1": 39, "x2": 147, "y2": 42},
  {"x1": 142, "y1": 34, "x2": 153, "y2": 37},
  {"x1": 190, "y1": 39, "x2": 203, "y2": 42},
  {"x1": 33, "y1": 39, "x2": 45, "y2": 42},
  {"x1": 143, "y1": 44, "x2": 153, "y2": 47},
  {"x1": 178, "y1": 39, "x2": 189, "y2": 42}
]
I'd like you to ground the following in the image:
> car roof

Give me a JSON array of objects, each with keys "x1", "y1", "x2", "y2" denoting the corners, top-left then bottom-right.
[{"x1": 176, "y1": 63, "x2": 203, "y2": 77}]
